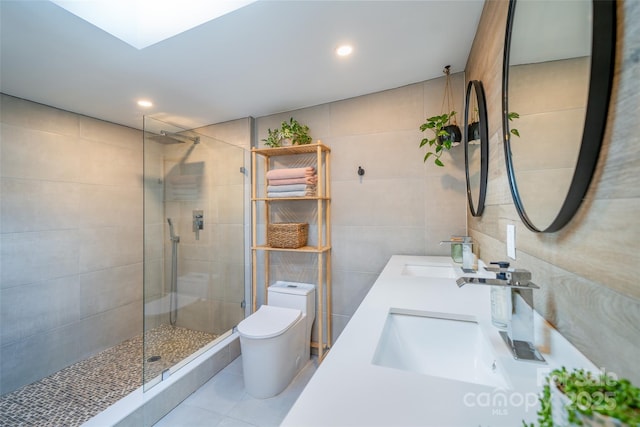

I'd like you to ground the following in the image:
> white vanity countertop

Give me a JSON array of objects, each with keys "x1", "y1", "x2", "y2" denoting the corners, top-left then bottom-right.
[{"x1": 281, "y1": 255, "x2": 596, "y2": 427}]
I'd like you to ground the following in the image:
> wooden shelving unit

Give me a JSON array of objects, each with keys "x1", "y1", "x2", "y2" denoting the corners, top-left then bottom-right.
[{"x1": 251, "y1": 142, "x2": 332, "y2": 360}]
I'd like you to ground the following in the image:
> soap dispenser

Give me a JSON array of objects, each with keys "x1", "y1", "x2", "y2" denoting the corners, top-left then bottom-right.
[{"x1": 462, "y1": 242, "x2": 473, "y2": 271}]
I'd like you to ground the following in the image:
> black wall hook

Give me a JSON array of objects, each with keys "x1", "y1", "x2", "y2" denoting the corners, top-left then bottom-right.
[{"x1": 357, "y1": 166, "x2": 365, "y2": 176}]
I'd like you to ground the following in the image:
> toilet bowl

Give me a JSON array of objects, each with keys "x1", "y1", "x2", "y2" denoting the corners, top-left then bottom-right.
[{"x1": 237, "y1": 282, "x2": 316, "y2": 399}]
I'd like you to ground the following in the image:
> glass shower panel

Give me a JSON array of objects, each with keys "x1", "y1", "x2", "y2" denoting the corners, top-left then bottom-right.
[{"x1": 143, "y1": 116, "x2": 245, "y2": 390}]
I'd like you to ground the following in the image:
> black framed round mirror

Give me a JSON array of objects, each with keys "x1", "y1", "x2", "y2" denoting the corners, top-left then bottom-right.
[
  {"x1": 464, "y1": 80, "x2": 488, "y2": 217},
  {"x1": 502, "y1": 0, "x2": 616, "y2": 232}
]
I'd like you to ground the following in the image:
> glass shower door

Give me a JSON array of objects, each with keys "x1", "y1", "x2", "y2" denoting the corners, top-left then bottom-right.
[{"x1": 142, "y1": 116, "x2": 246, "y2": 389}]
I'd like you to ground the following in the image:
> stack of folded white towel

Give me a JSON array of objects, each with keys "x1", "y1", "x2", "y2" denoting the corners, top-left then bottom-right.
[{"x1": 266, "y1": 167, "x2": 317, "y2": 198}]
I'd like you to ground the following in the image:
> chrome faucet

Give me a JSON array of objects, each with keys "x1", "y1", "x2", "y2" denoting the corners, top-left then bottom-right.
[
  {"x1": 440, "y1": 236, "x2": 474, "y2": 272},
  {"x1": 456, "y1": 269, "x2": 546, "y2": 363}
]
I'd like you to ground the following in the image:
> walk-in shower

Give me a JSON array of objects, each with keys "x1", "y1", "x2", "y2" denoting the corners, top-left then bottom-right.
[
  {"x1": 0, "y1": 99, "x2": 247, "y2": 426},
  {"x1": 142, "y1": 117, "x2": 247, "y2": 390}
]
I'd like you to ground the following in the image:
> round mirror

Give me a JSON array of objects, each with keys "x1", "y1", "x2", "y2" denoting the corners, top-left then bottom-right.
[
  {"x1": 502, "y1": 0, "x2": 616, "y2": 232},
  {"x1": 464, "y1": 80, "x2": 488, "y2": 217}
]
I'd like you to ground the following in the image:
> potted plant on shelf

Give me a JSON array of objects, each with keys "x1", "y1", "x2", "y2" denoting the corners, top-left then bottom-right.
[
  {"x1": 263, "y1": 127, "x2": 282, "y2": 147},
  {"x1": 419, "y1": 111, "x2": 458, "y2": 167},
  {"x1": 281, "y1": 117, "x2": 312, "y2": 145},
  {"x1": 261, "y1": 117, "x2": 312, "y2": 147},
  {"x1": 523, "y1": 367, "x2": 640, "y2": 427}
]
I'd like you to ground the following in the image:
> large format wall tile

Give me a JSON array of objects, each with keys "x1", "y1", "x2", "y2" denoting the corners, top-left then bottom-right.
[
  {"x1": 255, "y1": 76, "x2": 468, "y2": 343},
  {"x1": 0, "y1": 94, "x2": 144, "y2": 394}
]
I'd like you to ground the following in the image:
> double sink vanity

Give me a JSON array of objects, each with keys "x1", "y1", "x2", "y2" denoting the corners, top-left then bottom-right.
[
  {"x1": 282, "y1": 255, "x2": 597, "y2": 427},
  {"x1": 278, "y1": 1, "x2": 619, "y2": 423}
]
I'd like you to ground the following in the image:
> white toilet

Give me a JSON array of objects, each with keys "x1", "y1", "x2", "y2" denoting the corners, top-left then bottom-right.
[{"x1": 237, "y1": 281, "x2": 316, "y2": 398}]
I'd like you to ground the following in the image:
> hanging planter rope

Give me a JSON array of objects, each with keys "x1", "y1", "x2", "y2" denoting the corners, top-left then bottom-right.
[{"x1": 439, "y1": 65, "x2": 462, "y2": 146}]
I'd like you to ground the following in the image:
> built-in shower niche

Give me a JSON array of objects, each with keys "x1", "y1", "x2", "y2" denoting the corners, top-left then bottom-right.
[{"x1": 143, "y1": 116, "x2": 246, "y2": 389}]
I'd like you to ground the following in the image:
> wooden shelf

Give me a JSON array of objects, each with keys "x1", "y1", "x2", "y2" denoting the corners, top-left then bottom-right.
[
  {"x1": 251, "y1": 141, "x2": 332, "y2": 361},
  {"x1": 252, "y1": 196, "x2": 330, "y2": 202},
  {"x1": 251, "y1": 142, "x2": 331, "y2": 157},
  {"x1": 252, "y1": 245, "x2": 331, "y2": 253}
]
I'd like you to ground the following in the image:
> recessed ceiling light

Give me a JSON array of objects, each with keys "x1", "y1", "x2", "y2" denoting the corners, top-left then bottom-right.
[
  {"x1": 50, "y1": 0, "x2": 257, "y2": 50},
  {"x1": 137, "y1": 100, "x2": 153, "y2": 108},
  {"x1": 336, "y1": 45, "x2": 353, "y2": 57}
]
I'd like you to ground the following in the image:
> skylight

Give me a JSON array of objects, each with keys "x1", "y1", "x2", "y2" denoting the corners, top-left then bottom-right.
[{"x1": 50, "y1": 0, "x2": 257, "y2": 50}]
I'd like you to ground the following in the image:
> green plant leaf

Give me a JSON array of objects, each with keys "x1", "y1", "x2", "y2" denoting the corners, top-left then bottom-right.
[
  {"x1": 418, "y1": 111, "x2": 459, "y2": 167},
  {"x1": 526, "y1": 367, "x2": 640, "y2": 427},
  {"x1": 266, "y1": 117, "x2": 312, "y2": 146}
]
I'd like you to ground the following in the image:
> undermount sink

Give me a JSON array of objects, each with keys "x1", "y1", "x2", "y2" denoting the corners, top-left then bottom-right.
[
  {"x1": 401, "y1": 262, "x2": 458, "y2": 279},
  {"x1": 372, "y1": 308, "x2": 510, "y2": 389}
]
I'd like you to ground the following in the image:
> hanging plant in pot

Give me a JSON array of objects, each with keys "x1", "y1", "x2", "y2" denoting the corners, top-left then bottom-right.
[
  {"x1": 468, "y1": 107, "x2": 481, "y2": 143},
  {"x1": 468, "y1": 121, "x2": 480, "y2": 142},
  {"x1": 440, "y1": 120, "x2": 462, "y2": 146},
  {"x1": 419, "y1": 111, "x2": 458, "y2": 167},
  {"x1": 508, "y1": 111, "x2": 521, "y2": 138},
  {"x1": 419, "y1": 65, "x2": 462, "y2": 167}
]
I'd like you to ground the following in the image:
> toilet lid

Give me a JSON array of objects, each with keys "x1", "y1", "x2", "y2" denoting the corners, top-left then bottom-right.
[{"x1": 237, "y1": 305, "x2": 301, "y2": 339}]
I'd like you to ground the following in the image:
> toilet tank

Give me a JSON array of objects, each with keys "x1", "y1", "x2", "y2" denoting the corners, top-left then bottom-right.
[{"x1": 268, "y1": 281, "x2": 316, "y2": 317}]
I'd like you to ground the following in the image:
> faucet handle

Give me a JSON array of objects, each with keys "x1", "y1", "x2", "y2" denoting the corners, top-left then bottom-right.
[
  {"x1": 490, "y1": 261, "x2": 510, "y2": 268},
  {"x1": 487, "y1": 261, "x2": 510, "y2": 279}
]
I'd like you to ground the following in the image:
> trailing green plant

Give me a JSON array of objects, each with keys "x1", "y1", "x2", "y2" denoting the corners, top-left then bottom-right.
[
  {"x1": 419, "y1": 111, "x2": 457, "y2": 167},
  {"x1": 261, "y1": 117, "x2": 312, "y2": 148},
  {"x1": 523, "y1": 367, "x2": 640, "y2": 427},
  {"x1": 509, "y1": 111, "x2": 521, "y2": 138}
]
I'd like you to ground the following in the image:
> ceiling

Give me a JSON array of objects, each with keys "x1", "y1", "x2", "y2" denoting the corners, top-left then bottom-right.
[{"x1": 0, "y1": 0, "x2": 485, "y2": 131}]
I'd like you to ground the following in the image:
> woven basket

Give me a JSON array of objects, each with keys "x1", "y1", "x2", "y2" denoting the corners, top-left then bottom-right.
[{"x1": 268, "y1": 223, "x2": 308, "y2": 248}]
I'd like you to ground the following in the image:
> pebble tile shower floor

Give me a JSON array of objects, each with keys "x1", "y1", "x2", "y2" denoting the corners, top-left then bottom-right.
[{"x1": 0, "y1": 325, "x2": 216, "y2": 427}]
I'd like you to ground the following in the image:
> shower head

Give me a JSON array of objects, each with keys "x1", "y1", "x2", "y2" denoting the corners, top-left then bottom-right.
[
  {"x1": 161, "y1": 130, "x2": 200, "y2": 144},
  {"x1": 167, "y1": 218, "x2": 179, "y2": 241},
  {"x1": 148, "y1": 130, "x2": 200, "y2": 145}
]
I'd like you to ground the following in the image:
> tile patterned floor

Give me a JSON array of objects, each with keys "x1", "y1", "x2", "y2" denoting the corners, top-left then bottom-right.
[
  {"x1": 153, "y1": 355, "x2": 318, "y2": 427},
  {"x1": 0, "y1": 325, "x2": 216, "y2": 427}
]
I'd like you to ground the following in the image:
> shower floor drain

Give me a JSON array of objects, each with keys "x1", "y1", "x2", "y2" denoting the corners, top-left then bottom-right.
[{"x1": 147, "y1": 355, "x2": 161, "y2": 362}]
